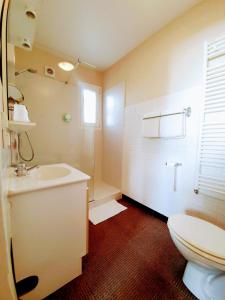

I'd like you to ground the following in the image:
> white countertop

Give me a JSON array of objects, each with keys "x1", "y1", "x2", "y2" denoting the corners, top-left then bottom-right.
[{"x1": 8, "y1": 163, "x2": 90, "y2": 196}]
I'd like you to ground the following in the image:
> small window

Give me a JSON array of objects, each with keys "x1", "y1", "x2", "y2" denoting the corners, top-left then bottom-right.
[
  {"x1": 80, "y1": 83, "x2": 101, "y2": 127},
  {"x1": 83, "y1": 89, "x2": 97, "y2": 124}
]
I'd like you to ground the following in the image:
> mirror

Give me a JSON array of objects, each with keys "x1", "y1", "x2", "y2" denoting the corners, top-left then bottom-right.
[{"x1": 8, "y1": 85, "x2": 24, "y2": 103}]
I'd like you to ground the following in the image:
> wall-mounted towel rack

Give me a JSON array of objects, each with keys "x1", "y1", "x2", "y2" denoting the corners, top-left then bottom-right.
[
  {"x1": 195, "y1": 35, "x2": 225, "y2": 201},
  {"x1": 142, "y1": 107, "x2": 191, "y2": 139},
  {"x1": 142, "y1": 107, "x2": 191, "y2": 120}
]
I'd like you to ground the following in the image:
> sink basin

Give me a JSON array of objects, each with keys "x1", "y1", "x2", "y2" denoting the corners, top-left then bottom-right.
[
  {"x1": 37, "y1": 166, "x2": 71, "y2": 180},
  {"x1": 8, "y1": 163, "x2": 91, "y2": 196}
]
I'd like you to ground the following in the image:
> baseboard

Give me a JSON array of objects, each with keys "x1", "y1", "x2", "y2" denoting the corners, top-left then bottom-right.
[{"x1": 122, "y1": 194, "x2": 168, "y2": 223}]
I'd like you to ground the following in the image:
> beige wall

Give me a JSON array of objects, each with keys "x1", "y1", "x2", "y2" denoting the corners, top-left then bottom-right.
[
  {"x1": 15, "y1": 46, "x2": 103, "y2": 86},
  {"x1": 15, "y1": 47, "x2": 103, "y2": 183},
  {"x1": 103, "y1": 0, "x2": 225, "y2": 106},
  {"x1": 103, "y1": 0, "x2": 225, "y2": 225},
  {"x1": 14, "y1": 0, "x2": 225, "y2": 225}
]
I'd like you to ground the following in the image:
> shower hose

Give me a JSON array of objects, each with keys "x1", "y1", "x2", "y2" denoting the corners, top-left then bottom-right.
[{"x1": 18, "y1": 131, "x2": 34, "y2": 162}]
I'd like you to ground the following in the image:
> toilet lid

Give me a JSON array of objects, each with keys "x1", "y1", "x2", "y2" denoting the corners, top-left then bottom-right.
[{"x1": 168, "y1": 215, "x2": 225, "y2": 260}]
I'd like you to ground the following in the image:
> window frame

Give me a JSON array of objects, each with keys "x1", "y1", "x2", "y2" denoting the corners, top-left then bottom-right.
[{"x1": 79, "y1": 82, "x2": 102, "y2": 128}]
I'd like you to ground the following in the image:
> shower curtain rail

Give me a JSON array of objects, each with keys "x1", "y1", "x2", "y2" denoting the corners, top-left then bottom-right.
[{"x1": 142, "y1": 107, "x2": 191, "y2": 120}]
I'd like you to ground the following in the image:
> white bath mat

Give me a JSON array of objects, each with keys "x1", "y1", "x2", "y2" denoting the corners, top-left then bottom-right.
[{"x1": 89, "y1": 200, "x2": 127, "y2": 225}]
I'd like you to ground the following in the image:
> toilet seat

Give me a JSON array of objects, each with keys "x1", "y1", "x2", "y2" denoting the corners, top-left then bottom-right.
[
  {"x1": 168, "y1": 214, "x2": 225, "y2": 299},
  {"x1": 168, "y1": 214, "x2": 225, "y2": 262},
  {"x1": 169, "y1": 227, "x2": 225, "y2": 266}
]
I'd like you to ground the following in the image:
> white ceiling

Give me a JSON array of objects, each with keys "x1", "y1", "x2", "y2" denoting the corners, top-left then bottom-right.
[{"x1": 35, "y1": 0, "x2": 201, "y2": 70}]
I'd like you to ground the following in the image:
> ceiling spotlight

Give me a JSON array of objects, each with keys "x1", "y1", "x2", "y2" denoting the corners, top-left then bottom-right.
[
  {"x1": 58, "y1": 61, "x2": 74, "y2": 72},
  {"x1": 22, "y1": 38, "x2": 32, "y2": 49},
  {"x1": 25, "y1": 3, "x2": 37, "y2": 19}
]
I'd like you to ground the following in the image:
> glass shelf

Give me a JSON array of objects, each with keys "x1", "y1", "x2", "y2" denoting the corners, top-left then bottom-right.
[{"x1": 8, "y1": 121, "x2": 36, "y2": 134}]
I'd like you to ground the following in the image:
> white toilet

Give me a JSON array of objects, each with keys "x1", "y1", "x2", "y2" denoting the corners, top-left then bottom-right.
[{"x1": 167, "y1": 214, "x2": 225, "y2": 300}]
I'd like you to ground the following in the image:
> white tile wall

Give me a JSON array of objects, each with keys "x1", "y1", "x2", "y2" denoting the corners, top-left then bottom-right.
[{"x1": 122, "y1": 86, "x2": 225, "y2": 226}]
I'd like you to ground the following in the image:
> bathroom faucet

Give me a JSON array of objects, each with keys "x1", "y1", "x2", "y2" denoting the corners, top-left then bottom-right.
[
  {"x1": 15, "y1": 163, "x2": 38, "y2": 176},
  {"x1": 27, "y1": 165, "x2": 39, "y2": 171}
]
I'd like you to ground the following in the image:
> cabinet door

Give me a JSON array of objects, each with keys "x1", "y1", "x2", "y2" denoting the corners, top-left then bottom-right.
[{"x1": 11, "y1": 182, "x2": 88, "y2": 299}]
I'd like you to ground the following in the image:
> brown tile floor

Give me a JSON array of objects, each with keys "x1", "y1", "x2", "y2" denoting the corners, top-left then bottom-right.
[{"x1": 45, "y1": 198, "x2": 196, "y2": 300}]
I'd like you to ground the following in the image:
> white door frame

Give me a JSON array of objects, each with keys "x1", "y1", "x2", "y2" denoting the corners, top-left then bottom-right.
[{"x1": 0, "y1": 0, "x2": 17, "y2": 299}]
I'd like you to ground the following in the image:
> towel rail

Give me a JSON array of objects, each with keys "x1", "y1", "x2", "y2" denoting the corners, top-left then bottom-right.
[
  {"x1": 194, "y1": 36, "x2": 225, "y2": 199},
  {"x1": 142, "y1": 107, "x2": 191, "y2": 120}
]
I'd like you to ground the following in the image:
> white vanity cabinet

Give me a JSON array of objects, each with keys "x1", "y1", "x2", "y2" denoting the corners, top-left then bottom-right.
[{"x1": 8, "y1": 164, "x2": 90, "y2": 300}]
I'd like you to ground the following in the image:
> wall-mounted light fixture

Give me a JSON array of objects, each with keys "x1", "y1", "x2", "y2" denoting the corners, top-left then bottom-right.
[{"x1": 58, "y1": 62, "x2": 75, "y2": 72}]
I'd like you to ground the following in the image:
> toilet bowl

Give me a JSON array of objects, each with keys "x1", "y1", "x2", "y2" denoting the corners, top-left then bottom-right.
[{"x1": 167, "y1": 215, "x2": 225, "y2": 300}]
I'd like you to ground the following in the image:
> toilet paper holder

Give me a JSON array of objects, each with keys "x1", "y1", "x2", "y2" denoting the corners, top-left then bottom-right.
[{"x1": 165, "y1": 162, "x2": 182, "y2": 191}]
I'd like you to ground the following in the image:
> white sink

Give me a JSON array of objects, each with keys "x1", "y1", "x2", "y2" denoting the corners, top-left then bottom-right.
[
  {"x1": 7, "y1": 163, "x2": 90, "y2": 196},
  {"x1": 37, "y1": 166, "x2": 71, "y2": 180}
]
